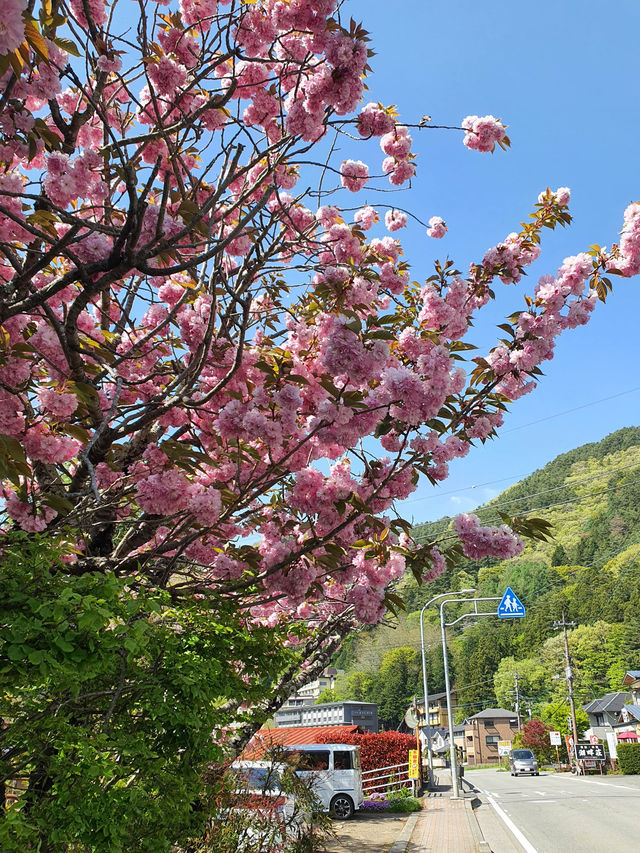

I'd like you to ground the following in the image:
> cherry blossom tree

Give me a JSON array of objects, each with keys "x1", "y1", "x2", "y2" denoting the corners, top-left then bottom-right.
[{"x1": 1, "y1": 0, "x2": 639, "y2": 773}]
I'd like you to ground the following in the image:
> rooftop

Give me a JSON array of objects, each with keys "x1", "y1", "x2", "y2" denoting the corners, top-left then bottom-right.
[
  {"x1": 241, "y1": 725, "x2": 361, "y2": 760},
  {"x1": 467, "y1": 708, "x2": 518, "y2": 720},
  {"x1": 583, "y1": 692, "x2": 631, "y2": 714}
]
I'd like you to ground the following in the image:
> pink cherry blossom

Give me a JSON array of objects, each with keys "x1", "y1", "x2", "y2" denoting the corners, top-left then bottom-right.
[
  {"x1": 385, "y1": 209, "x2": 407, "y2": 232},
  {"x1": 354, "y1": 206, "x2": 378, "y2": 230},
  {"x1": 340, "y1": 159, "x2": 370, "y2": 192},
  {"x1": 462, "y1": 114, "x2": 506, "y2": 153},
  {"x1": 427, "y1": 216, "x2": 447, "y2": 239},
  {"x1": 0, "y1": 0, "x2": 27, "y2": 56}
]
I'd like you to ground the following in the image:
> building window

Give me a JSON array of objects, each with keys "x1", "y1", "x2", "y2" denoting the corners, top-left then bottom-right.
[
  {"x1": 483, "y1": 720, "x2": 494, "y2": 728},
  {"x1": 509, "y1": 719, "x2": 518, "y2": 728},
  {"x1": 595, "y1": 713, "x2": 604, "y2": 726},
  {"x1": 486, "y1": 735, "x2": 500, "y2": 746}
]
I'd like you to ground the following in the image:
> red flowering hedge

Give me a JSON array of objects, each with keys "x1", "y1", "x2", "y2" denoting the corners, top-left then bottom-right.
[{"x1": 315, "y1": 731, "x2": 416, "y2": 772}]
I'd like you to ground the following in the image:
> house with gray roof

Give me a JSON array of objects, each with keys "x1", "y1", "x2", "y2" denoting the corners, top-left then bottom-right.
[
  {"x1": 583, "y1": 692, "x2": 631, "y2": 740},
  {"x1": 612, "y1": 672, "x2": 640, "y2": 740},
  {"x1": 464, "y1": 708, "x2": 519, "y2": 765}
]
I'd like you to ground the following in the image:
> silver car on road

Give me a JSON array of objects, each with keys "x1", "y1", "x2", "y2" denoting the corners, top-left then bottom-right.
[{"x1": 509, "y1": 748, "x2": 539, "y2": 776}]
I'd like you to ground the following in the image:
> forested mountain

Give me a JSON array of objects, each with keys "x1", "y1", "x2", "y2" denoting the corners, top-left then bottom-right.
[{"x1": 329, "y1": 426, "x2": 640, "y2": 730}]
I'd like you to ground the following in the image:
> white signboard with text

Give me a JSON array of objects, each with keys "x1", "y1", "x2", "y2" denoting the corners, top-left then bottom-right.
[{"x1": 498, "y1": 740, "x2": 512, "y2": 756}]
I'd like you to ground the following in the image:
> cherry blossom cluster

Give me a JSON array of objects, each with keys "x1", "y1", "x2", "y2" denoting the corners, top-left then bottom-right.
[
  {"x1": 0, "y1": 0, "x2": 27, "y2": 56},
  {"x1": 611, "y1": 202, "x2": 640, "y2": 277},
  {"x1": 454, "y1": 513, "x2": 524, "y2": 560},
  {"x1": 427, "y1": 216, "x2": 447, "y2": 239},
  {"x1": 462, "y1": 114, "x2": 508, "y2": 153}
]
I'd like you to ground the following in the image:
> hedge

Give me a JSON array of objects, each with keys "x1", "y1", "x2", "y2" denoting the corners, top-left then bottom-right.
[
  {"x1": 617, "y1": 743, "x2": 640, "y2": 774},
  {"x1": 314, "y1": 731, "x2": 416, "y2": 773}
]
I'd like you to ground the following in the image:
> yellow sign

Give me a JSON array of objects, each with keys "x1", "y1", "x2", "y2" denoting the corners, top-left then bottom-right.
[{"x1": 408, "y1": 749, "x2": 420, "y2": 779}]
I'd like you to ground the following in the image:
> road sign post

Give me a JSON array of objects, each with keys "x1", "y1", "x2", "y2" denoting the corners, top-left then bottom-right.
[
  {"x1": 550, "y1": 730, "x2": 561, "y2": 764},
  {"x1": 419, "y1": 589, "x2": 475, "y2": 790},
  {"x1": 439, "y1": 589, "x2": 526, "y2": 798}
]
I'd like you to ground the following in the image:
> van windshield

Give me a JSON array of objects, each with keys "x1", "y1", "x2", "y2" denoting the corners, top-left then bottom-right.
[{"x1": 512, "y1": 750, "x2": 534, "y2": 760}]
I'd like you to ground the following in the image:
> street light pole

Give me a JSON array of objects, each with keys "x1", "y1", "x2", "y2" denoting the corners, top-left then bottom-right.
[
  {"x1": 439, "y1": 596, "x2": 502, "y2": 798},
  {"x1": 419, "y1": 589, "x2": 475, "y2": 789}
]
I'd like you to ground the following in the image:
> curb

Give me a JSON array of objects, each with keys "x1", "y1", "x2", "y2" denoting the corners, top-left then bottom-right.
[
  {"x1": 464, "y1": 797, "x2": 491, "y2": 852},
  {"x1": 387, "y1": 811, "x2": 421, "y2": 853}
]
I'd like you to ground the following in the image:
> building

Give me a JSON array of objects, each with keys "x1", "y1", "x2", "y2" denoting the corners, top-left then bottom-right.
[
  {"x1": 464, "y1": 708, "x2": 519, "y2": 765},
  {"x1": 583, "y1": 692, "x2": 631, "y2": 740},
  {"x1": 611, "y1": 671, "x2": 640, "y2": 740},
  {"x1": 273, "y1": 700, "x2": 378, "y2": 732},
  {"x1": 281, "y1": 666, "x2": 344, "y2": 709},
  {"x1": 452, "y1": 723, "x2": 468, "y2": 764},
  {"x1": 411, "y1": 690, "x2": 458, "y2": 729}
]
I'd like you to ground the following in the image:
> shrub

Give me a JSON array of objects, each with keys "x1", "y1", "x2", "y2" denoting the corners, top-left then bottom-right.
[
  {"x1": 386, "y1": 797, "x2": 422, "y2": 813},
  {"x1": 315, "y1": 731, "x2": 415, "y2": 772},
  {"x1": 360, "y1": 796, "x2": 422, "y2": 813},
  {"x1": 617, "y1": 743, "x2": 640, "y2": 774}
]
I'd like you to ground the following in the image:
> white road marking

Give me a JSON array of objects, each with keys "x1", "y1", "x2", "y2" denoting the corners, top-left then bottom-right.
[
  {"x1": 576, "y1": 779, "x2": 639, "y2": 792},
  {"x1": 484, "y1": 788, "x2": 500, "y2": 798},
  {"x1": 534, "y1": 791, "x2": 546, "y2": 796},
  {"x1": 485, "y1": 794, "x2": 539, "y2": 853},
  {"x1": 529, "y1": 799, "x2": 556, "y2": 803}
]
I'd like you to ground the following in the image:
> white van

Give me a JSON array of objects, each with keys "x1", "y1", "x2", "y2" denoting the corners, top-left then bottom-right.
[{"x1": 284, "y1": 743, "x2": 363, "y2": 819}]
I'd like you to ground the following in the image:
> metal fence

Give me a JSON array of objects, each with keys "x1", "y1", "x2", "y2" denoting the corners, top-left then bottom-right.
[{"x1": 361, "y1": 761, "x2": 412, "y2": 796}]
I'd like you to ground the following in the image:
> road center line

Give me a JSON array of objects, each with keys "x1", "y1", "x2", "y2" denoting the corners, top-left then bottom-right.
[{"x1": 485, "y1": 794, "x2": 539, "y2": 853}]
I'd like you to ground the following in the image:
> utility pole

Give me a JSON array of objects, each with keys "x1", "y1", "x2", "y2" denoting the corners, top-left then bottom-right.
[
  {"x1": 513, "y1": 670, "x2": 521, "y2": 731},
  {"x1": 553, "y1": 611, "x2": 579, "y2": 764}
]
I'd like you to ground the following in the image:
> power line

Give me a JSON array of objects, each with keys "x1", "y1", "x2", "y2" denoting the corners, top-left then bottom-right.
[
  {"x1": 412, "y1": 472, "x2": 640, "y2": 544},
  {"x1": 502, "y1": 387, "x2": 640, "y2": 434}
]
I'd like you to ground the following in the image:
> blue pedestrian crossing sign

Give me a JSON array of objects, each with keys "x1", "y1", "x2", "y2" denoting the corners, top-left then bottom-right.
[{"x1": 497, "y1": 586, "x2": 525, "y2": 618}]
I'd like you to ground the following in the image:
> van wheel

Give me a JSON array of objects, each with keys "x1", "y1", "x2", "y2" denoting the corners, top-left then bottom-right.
[{"x1": 330, "y1": 794, "x2": 355, "y2": 820}]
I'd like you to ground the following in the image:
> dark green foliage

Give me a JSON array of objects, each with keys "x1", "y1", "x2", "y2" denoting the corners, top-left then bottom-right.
[
  {"x1": 551, "y1": 545, "x2": 569, "y2": 566},
  {"x1": 0, "y1": 534, "x2": 293, "y2": 853},
  {"x1": 617, "y1": 743, "x2": 640, "y2": 775},
  {"x1": 372, "y1": 647, "x2": 421, "y2": 730}
]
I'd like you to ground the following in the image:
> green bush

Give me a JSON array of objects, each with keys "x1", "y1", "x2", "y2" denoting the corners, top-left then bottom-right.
[
  {"x1": 387, "y1": 786, "x2": 412, "y2": 800},
  {"x1": 0, "y1": 534, "x2": 295, "y2": 853},
  {"x1": 617, "y1": 743, "x2": 640, "y2": 774},
  {"x1": 386, "y1": 796, "x2": 422, "y2": 812}
]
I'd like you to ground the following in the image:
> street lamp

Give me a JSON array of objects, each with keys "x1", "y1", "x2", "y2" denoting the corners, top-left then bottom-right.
[{"x1": 419, "y1": 588, "x2": 475, "y2": 789}]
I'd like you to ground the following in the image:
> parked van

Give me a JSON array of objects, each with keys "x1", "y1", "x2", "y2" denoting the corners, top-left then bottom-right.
[
  {"x1": 228, "y1": 760, "x2": 300, "y2": 849},
  {"x1": 284, "y1": 743, "x2": 363, "y2": 819}
]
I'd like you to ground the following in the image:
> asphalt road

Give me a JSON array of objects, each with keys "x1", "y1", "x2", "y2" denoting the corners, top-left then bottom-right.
[{"x1": 465, "y1": 768, "x2": 640, "y2": 853}]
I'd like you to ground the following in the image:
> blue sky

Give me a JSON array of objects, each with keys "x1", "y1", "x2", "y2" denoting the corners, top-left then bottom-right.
[{"x1": 341, "y1": 0, "x2": 640, "y2": 522}]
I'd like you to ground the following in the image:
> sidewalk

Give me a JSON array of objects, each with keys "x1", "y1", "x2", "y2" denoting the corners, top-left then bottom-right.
[{"x1": 390, "y1": 771, "x2": 490, "y2": 853}]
